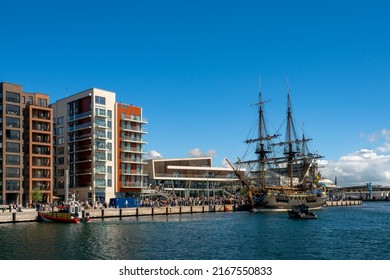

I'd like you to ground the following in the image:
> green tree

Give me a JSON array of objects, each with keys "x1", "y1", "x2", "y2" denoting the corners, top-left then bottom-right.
[{"x1": 31, "y1": 187, "x2": 43, "y2": 204}]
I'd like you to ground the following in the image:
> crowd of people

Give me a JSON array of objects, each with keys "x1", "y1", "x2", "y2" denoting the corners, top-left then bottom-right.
[
  {"x1": 28, "y1": 194, "x2": 250, "y2": 211},
  {"x1": 138, "y1": 195, "x2": 248, "y2": 208}
]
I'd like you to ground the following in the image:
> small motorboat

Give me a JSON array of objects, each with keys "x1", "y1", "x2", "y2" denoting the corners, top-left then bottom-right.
[
  {"x1": 38, "y1": 199, "x2": 91, "y2": 223},
  {"x1": 288, "y1": 204, "x2": 317, "y2": 219}
]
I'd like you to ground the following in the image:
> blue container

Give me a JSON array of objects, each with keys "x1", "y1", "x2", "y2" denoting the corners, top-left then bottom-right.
[{"x1": 109, "y1": 198, "x2": 140, "y2": 208}]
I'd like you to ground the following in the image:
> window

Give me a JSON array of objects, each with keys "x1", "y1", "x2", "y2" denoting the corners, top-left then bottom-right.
[
  {"x1": 96, "y1": 130, "x2": 106, "y2": 138},
  {"x1": 107, "y1": 179, "x2": 112, "y2": 187},
  {"x1": 107, "y1": 143, "x2": 112, "y2": 150},
  {"x1": 95, "y1": 108, "x2": 106, "y2": 117},
  {"x1": 57, "y1": 181, "x2": 65, "y2": 189},
  {"x1": 6, "y1": 167, "x2": 20, "y2": 178},
  {"x1": 107, "y1": 166, "x2": 112, "y2": 174},
  {"x1": 22, "y1": 96, "x2": 25, "y2": 104},
  {"x1": 57, "y1": 169, "x2": 65, "y2": 176},
  {"x1": 107, "y1": 153, "x2": 112, "y2": 161},
  {"x1": 57, "y1": 137, "x2": 64, "y2": 145},
  {"x1": 57, "y1": 147, "x2": 65, "y2": 155},
  {"x1": 6, "y1": 91, "x2": 20, "y2": 103},
  {"x1": 96, "y1": 165, "x2": 106, "y2": 173},
  {"x1": 107, "y1": 131, "x2": 112, "y2": 139},
  {"x1": 28, "y1": 96, "x2": 33, "y2": 104},
  {"x1": 96, "y1": 152, "x2": 106, "y2": 160},
  {"x1": 95, "y1": 96, "x2": 106, "y2": 105},
  {"x1": 95, "y1": 119, "x2": 106, "y2": 127},
  {"x1": 6, "y1": 104, "x2": 20, "y2": 115},
  {"x1": 107, "y1": 120, "x2": 112, "y2": 128},
  {"x1": 57, "y1": 157, "x2": 65, "y2": 165},
  {"x1": 57, "y1": 117, "x2": 64, "y2": 125},
  {"x1": 6, "y1": 155, "x2": 20, "y2": 165},
  {"x1": 6, "y1": 142, "x2": 20, "y2": 153},
  {"x1": 96, "y1": 141, "x2": 106, "y2": 149},
  {"x1": 6, "y1": 117, "x2": 20, "y2": 128},
  {"x1": 107, "y1": 110, "x2": 112, "y2": 118},
  {"x1": 6, "y1": 130, "x2": 20, "y2": 140},
  {"x1": 57, "y1": 127, "x2": 64, "y2": 135},
  {"x1": 95, "y1": 179, "x2": 106, "y2": 187},
  {"x1": 6, "y1": 180, "x2": 20, "y2": 191}
]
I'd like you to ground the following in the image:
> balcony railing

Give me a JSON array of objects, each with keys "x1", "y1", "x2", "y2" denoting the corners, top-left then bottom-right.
[
  {"x1": 69, "y1": 144, "x2": 92, "y2": 152},
  {"x1": 120, "y1": 146, "x2": 147, "y2": 153},
  {"x1": 68, "y1": 122, "x2": 91, "y2": 132},
  {"x1": 121, "y1": 183, "x2": 144, "y2": 188},
  {"x1": 69, "y1": 169, "x2": 92, "y2": 175},
  {"x1": 121, "y1": 135, "x2": 147, "y2": 143},
  {"x1": 120, "y1": 125, "x2": 147, "y2": 133},
  {"x1": 68, "y1": 111, "x2": 92, "y2": 121},
  {"x1": 121, "y1": 114, "x2": 148, "y2": 123}
]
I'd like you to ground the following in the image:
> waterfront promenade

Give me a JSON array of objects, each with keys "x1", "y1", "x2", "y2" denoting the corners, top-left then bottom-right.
[
  {"x1": 0, "y1": 200, "x2": 362, "y2": 224},
  {"x1": 0, "y1": 204, "x2": 234, "y2": 223}
]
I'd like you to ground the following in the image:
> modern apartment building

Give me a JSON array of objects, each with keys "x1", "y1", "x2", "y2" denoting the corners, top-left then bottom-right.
[
  {"x1": 51, "y1": 88, "x2": 148, "y2": 204},
  {"x1": 0, "y1": 82, "x2": 53, "y2": 206},
  {"x1": 51, "y1": 88, "x2": 116, "y2": 204},
  {"x1": 117, "y1": 103, "x2": 148, "y2": 194}
]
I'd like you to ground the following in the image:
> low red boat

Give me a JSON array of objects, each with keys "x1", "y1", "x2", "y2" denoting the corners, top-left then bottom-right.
[{"x1": 38, "y1": 200, "x2": 91, "y2": 223}]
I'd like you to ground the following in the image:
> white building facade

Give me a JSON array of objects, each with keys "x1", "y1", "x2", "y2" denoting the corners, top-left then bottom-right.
[{"x1": 52, "y1": 88, "x2": 117, "y2": 203}]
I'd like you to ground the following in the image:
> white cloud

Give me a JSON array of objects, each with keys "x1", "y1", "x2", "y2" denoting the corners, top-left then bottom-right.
[
  {"x1": 145, "y1": 150, "x2": 163, "y2": 159},
  {"x1": 188, "y1": 148, "x2": 217, "y2": 158},
  {"x1": 321, "y1": 149, "x2": 390, "y2": 186}
]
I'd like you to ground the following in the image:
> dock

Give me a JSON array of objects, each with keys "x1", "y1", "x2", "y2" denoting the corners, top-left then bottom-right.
[
  {"x1": 0, "y1": 204, "x2": 234, "y2": 224},
  {"x1": 0, "y1": 201, "x2": 364, "y2": 224},
  {"x1": 325, "y1": 200, "x2": 362, "y2": 207}
]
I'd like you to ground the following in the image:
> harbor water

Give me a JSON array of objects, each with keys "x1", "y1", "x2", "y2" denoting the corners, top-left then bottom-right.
[{"x1": 1, "y1": 201, "x2": 390, "y2": 260}]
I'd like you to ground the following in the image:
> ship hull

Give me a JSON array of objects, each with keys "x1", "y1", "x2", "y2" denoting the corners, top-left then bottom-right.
[{"x1": 253, "y1": 192, "x2": 324, "y2": 212}]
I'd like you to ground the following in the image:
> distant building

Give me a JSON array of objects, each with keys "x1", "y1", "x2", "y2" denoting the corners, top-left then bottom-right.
[
  {"x1": 146, "y1": 157, "x2": 243, "y2": 197},
  {"x1": 0, "y1": 82, "x2": 53, "y2": 206}
]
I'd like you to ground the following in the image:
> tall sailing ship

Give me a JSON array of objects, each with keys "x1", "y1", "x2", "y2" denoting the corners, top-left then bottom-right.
[{"x1": 228, "y1": 88, "x2": 324, "y2": 211}]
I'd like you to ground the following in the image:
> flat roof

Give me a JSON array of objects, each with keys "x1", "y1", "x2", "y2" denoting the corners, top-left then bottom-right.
[{"x1": 166, "y1": 165, "x2": 244, "y2": 172}]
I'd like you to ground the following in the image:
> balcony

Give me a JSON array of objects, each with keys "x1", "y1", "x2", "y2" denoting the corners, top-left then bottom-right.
[
  {"x1": 121, "y1": 157, "x2": 147, "y2": 164},
  {"x1": 69, "y1": 144, "x2": 92, "y2": 153},
  {"x1": 121, "y1": 170, "x2": 148, "y2": 176},
  {"x1": 120, "y1": 124, "x2": 147, "y2": 134},
  {"x1": 121, "y1": 114, "x2": 148, "y2": 124},
  {"x1": 95, "y1": 168, "x2": 106, "y2": 175},
  {"x1": 69, "y1": 155, "x2": 92, "y2": 163},
  {"x1": 68, "y1": 134, "x2": 91, "y2": 142},
  {"x1": 121, "y1": 135, "x2": 147, "y2": 144},
  {"x1": 32, "y1": 148, "x2": 51, "y2": 155},
  {"x1": 32, "y1": 110, "x2": 51, "y2": 120},
  {"x1": 120, "y1": 146, "x2": 147, "y2": 154},
  {"x1": 68, "y1": 111, "x2": 92, "y2": 121},
  {"x1": 32, "y1": 136, "x2": 51, "y2": 143},
  {"x1": 95, "y1": 133, "x2": 107, "y2": 140},
  {"x1": 69, "y1": 169, "x2": 92, "y2": 175},
  {"x1": 68, "y1": 122, "x2": 91, "y2": 132},
  {"x1": 32, "y1": 124, "x2": 51, "y2": 132},
  {"x1": 121, "y1": 183, "x2": 144, "y2": 188},
  {"x1": 6, "y1": 184, "x2": 20, "y2": 191}
]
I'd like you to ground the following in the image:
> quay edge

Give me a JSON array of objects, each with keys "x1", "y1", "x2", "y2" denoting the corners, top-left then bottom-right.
[
  {"x1": 324, "y1": 200, "x2": 363, "y2": 207},
  {"x1": 0, "y1": 205, "x2": 233, "y2": 224},
  {"x1": 0, "y1": 201, "x2": 363, "y2": 224}
]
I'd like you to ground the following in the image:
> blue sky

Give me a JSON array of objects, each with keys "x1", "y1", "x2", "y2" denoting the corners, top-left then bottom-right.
[{"x1": 1, "y1": 0, "x2": 390, "y2": 185}]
